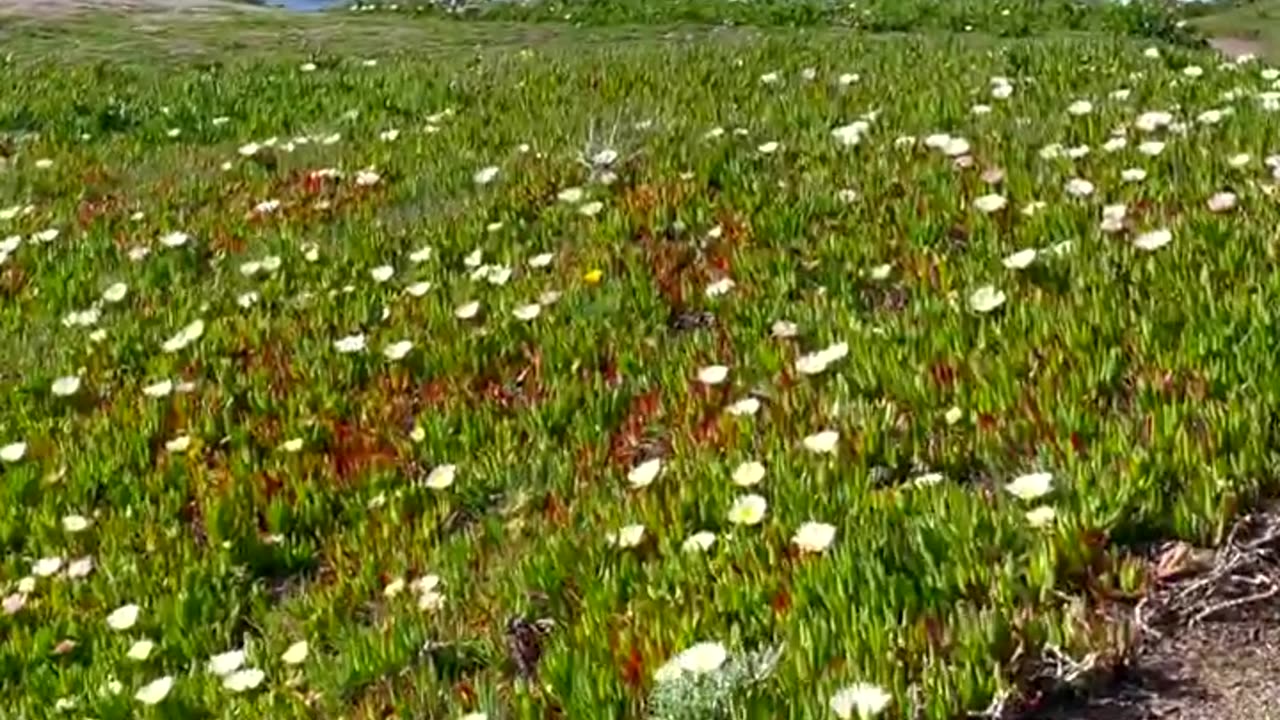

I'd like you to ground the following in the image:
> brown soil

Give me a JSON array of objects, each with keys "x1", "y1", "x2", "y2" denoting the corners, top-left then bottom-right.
[
  {"x1": 1208, "y1": 36, "x2": 1267, "y2": 61},
  {"x1": 1037, "y1": 612, "x2": 1280, "y2": 720},
  {"x1": 0, "y1": 0, "x2": 261, "y2": 15},
  {"x1": 1033, "y1": 510, "x2": 1280, "y2": 720}
]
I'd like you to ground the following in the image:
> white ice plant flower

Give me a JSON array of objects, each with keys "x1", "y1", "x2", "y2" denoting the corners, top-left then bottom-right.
[
  {"x1": 1198, "y1": 109, "x2": 1223, "y2": 126},
  {"x1": 1002, "y1": 248, "x2": 1037, "y2": 270},
  {"x1": 1134, "y1": 228, "x2": 1173, "y2": 252},
  {"x1": 557, "y1": 187, "x2": 585, "y2": 204},
  {"x1": 654, "y1": 642, "x2": 730, "y2": 683},
  {"x1": 912, "y1": 472, "x2": 944, "y2": 487},
  {"x1": 208, "y1": 649, "x2": 245, "y2": 676},
  {"x1": 1134, "y1": 111, "x2": 1173, "y2": 132},
  {"x1": 102, "y1": 283, "x2": 128, "y2": 303},
  {"x1": 771, "y1": 320, "x2": 799, "y2": 338},
  {"x1": 1026, "y1": 505, "x2": 1057, "y2": 527},
  {"x1": 384, "y1": 578, "x2": 407, "y2": 598},
  {"x1": 161, "y1": 319, "x2": 205, "y2": 353},
  {"x1": 223, "y1": 669, "x2": 265, "y2": 693},
  {"x1": 1100, "y1": 204, "x2": 1127, "y2": 234},
  {"x1": 1066, "y1": 99, "x2": 1093, "y2": 116},
  {"x1": 795, "y1": 341, "x2": 849, "y2": 376},
  {"x1": 425, "y1": 464, "x2": 456, "y2": 490},
  {"x1": 1121, "y1": 167, "x2": 1148, "y2": 183},
  {"x1": 793, "y1": 522, "x2": 836, "y2": 553},
  {"x1": 134, "y1": 676, "x2": 173, "y2": 705},
  {"x1": 731, "y1": 460, "x2": 766, "y2": 487},
  {"x1": 455, "y1": 301, "x2": 480, "y2": 320},
  {"x1": 383, "y1": 340, "x2": 413, "y2": 361},
  {"x1": 416, "y1": 575, "x2": 445, "y2": 611},
  {"x1": 1138, "y1": 140, "x2": 1166, "y2": 156},
  {"x1": 682, "y1": 531, "x2": 717, "y2": 553},
  {"x1": 1064, "y1": 178, "x2": 1095, "y2": 198},
  {"x1": 1207, "y1": 192, "x2": 1238, "y2": 213},
  {"x1": 106, "y1": 604, "x2": 140, "y2": 631},
  {"x1": 143, "y1": 380, "x2": 173, "y2": 398},
  {"x1": 973, "y1": 194, "x2": 1006, "y2": 213},
  {"x1": 830, "y1": 683, "x2": 892, "y2": 719},
  {"x1": 628, "y1": 457, "x2": 663, "y2": 488},
  {"x1": 513, "y1": 303, "x2": 542, "y2": 321},
  {"x1": 610, "y1": 524, "x2": 646, "y2": 548},
  {"x1": 968, "y1": 286, "x2": 1006, "y2": 313},
  {"x1": 62, "y1": 308, "x2": 101, "y2": 328},
  {"x1": 1006, "y1": 472, "x2": 1053, "y2": 501},
  {"x1": 942, "y1": 136, "x2": 970, "y2": 156},
  {"x1": 727, "y1": 494, "x2": 767, "y2": 525},
  {"x1": 281, "y1": 641, "x2": 309, "y2": 665},
  {"x1": 696, "y1": 365, "x2": 729, "y2": 385},
  {"x1": 334, "y1": 334, "x2": 366, "y2": 354},
  {"x1": 127, "y1": 640, "x2": 155, "y2": 661},
  {"x1": 804, "y1": 430, "x2": 839, "y2": 454},
  {"x1": 831, "y1": 122, "x2": 868, "y2": 146},
  {"x1": 159, "y1": 231, "x2": 190, "y2": 248},
  {"x1": 52, "y1": 376, "x2": 81, "y2": 397},
  {"x1": 726, "y1": 397, "x2": 761, "y2": 417},
  {"x1": 0, "y1": 442, "x2": 26, "y2": 463},
  {"x1": 705, "y1": 277, "x2": 735, "y2": 297},
  {"x1": 62, "y1": 515, "x2": 90, "y2": 533}
]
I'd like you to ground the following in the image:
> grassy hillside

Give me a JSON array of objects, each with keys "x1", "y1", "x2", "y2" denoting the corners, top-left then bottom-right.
[
  {"x1": 1, "y1": 4, "x2": 1280, "y2": 720},
  {"x1": 346, "y1": 0, "x2": 1199, "y2": 40},
  {"x1": 1192, "y1": 0, "x2": 1280, "y2": 56}
]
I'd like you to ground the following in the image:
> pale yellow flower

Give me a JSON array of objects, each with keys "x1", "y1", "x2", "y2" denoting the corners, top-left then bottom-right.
[{"x1": 727, "y1": 494, "x2": 767, "y2": 525}]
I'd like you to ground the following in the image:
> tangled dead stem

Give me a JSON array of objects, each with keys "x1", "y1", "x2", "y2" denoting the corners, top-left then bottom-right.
[{"x1": 998, "y1": 509, "x2": 1280, "y2": 720}]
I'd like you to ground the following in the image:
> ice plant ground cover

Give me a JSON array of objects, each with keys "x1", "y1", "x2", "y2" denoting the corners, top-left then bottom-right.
[
  {"x1": 342, "y1": 0, "x2": 1197, "y2": 43},
  {"x1": 3, "y1": 6, "x2": 1280, "y2": 719}
]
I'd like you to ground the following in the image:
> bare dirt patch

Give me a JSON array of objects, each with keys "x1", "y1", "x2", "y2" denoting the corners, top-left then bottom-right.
[
  {"x1": 1033, "y1": 615, "x2": 1280, "y2": 720},
  {"x1": 1209, "y1": 36, "x2": 1267, "y2": 60},
  {"x1": 1030, "y1": 510, "x2": 1280, "y2": 720},
  {"x1": 0, "y1": 0, "x2": 263, "y2": 16}
]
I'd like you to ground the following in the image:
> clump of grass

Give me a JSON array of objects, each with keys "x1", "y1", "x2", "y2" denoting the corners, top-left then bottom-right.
[{"x1": 646, "y1": 643, "x2": 784, "y2": 720}]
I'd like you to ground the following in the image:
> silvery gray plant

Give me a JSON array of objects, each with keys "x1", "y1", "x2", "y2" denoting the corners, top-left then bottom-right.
[{"x1": 646, "y1": 643, "x2": 784, "y2": 720}]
